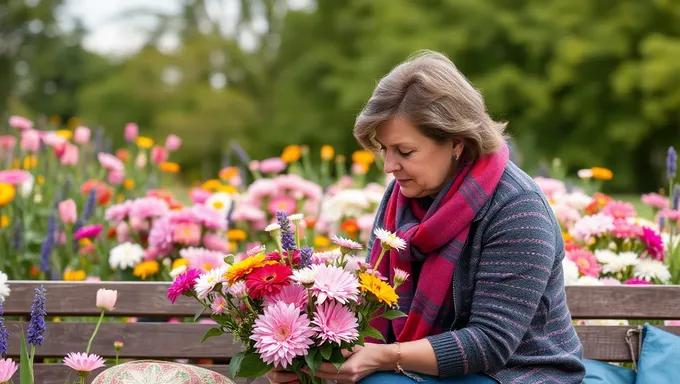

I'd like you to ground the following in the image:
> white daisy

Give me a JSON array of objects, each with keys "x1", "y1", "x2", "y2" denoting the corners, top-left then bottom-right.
[
  {"x1": 600, "y1": 252, "x2": 639, "y2": 275},
  {"x1": 0, "y1": 271, "x2": 10, "y2": 301},
  {"x1": 194, "y1": 265, "x2": 229, "y2": 299},
  {"x1": 594, "y1": 249, "x2": 618, "y2": 264},
  {"x1": 562, "y1": 258, "x2": 580, "y2": 286},
  {"x1": 633, "y1": 259, "x2": 671, "y2": 283},
  {"x1": 205, "y1": 192, "x2": 232, "y2": 218},
  {"x1": 292, "y1": 266, "x2": 318, "y2": 285},
  {"x1": 109, "y1": 242, "x2": 145, "y2": 270},
  {"x1": 373, "y1": 228, "x2": 406, "y2": 251}
]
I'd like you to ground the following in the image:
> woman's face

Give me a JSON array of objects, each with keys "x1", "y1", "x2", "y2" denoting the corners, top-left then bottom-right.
[{"x1": 376, "y1": 116, "x2": 463, "y2": 198}]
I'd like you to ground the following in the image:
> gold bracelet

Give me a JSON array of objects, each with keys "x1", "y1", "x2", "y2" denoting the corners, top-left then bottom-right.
[{"x1": 394, "y1": 342, "x2": 405, "y2": 374}]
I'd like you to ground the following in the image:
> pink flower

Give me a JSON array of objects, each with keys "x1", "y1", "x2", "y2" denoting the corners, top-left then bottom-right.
[
  {"x1": 74, "y1": 126, "x2": 91, "y2": 144},
  {"x1": 264, "y1": 284, "x2": 308, "y2": 311},
  {"x1": 311, "y1": 264, "x2": 359, "y2": 305},
  {"x1": 129, "y1": 217, "x2": 149, "y2": 232},
  {"x1": 105, "y1": 201, "x2": 132, "y2": 224},
  {"x1": 610, "y1": 219, "x2": 642, "y2": 239},
  {"x1": 330, "y1": 235, "x2": 363, "y2": 250},
  {"x1": 73, "y1": 224, "x2": 103, "y2": 240},
  {"x1": 260, "y1": 157, "x2": 286, "y2": 174},
  {"x1": 203, "y1": 232, "x2": 231, "y2": 252},
  {"x1": 250, "y1": 302, "x2": 315, "y2": 369},
  {"x1": 641, "y1": 227, "x2": 664, "y2": 261},
  {"x1": 63, "y1": 352, "x2": 105, "y2": 373},
  {"x1": 60, "y1": 143, "x2": 79, "y2": 166},
  {"x1": 0, "y1": 135, "x2": 16, "y2": 150},
  {"x1": 167, "y1": 269, "x2": 202, "y2": 303},
  {"x1": 96, "y1": 288, "x2": 117, "y2": 311},
  {"x1": 624, "y1": 278, "x2": 652, "y2": 285},
  {"x1": 601, "y1": 201, "x2": 637, "y2": 219},
  {"x1": 151, "y1": 145, "x2": 168, "y2": 164},
  {"x1": 20, "y1": 129, "x2": 40, "y2": 152},
  {"x1": 567, "y1": 249, "x2": 601, "y2": 278},
  {"x1": 192, "y1": 204, "x2": 227, "y2": 230},
  {"x1": 98, "y1": 153, "x2": 124, "y2": 171},
  {"x1": 248, "y1": 160, "x2": 260, "y2": 171},
  {"x1": 533, "y1": 177, "x2": 566, "y2": 200},
  {"x1": 211, "y1": 295, "x2": 227, "y2": 315},
  {"x1": 268, "y1": 195, "x2": 297, "y2": 216},
  {"x1": 569, "y1": 214, "x2": 615, "y2": 243},
  {"x1": 312, "y1": 301, "x2": 359, "y2": 345},
  {"x1": 165, "y1": 134, "x2": 182, "y2": 151},
  {"x1": 116, "y1": 222, "x2": 130, "y2": 243},
  {"x1": 598, "y1": 277, "x2": 622, "y2": 286},
  {"x1": 173, "y1": 223, "x2": 202, "y2": 246},
  {"x1": 0, "y1": 358, "x2": 18, "y2": 382},
  {"x1": 552, "y1": 204, "x2": 581, "y2": 228},
  {"x1": 58, "y1": 199, "x2": 77, "y2": 225},
  {"x1": 129, "y1": 197, "x2": 169, "y2": 220},
  {"x1": 641, "y1": 193, "x2": 669, "y2": 210},
  {"x1": 664, "y1": 320, "x2": 680, "y2": 326},
  {"x1": 135, "y1": 152, "x2": 146, "y2": 168},
  {"x1": 148, "y1": 217, "x2": 176, "y2": 254},
  {"x1": 180, "y1": 247, "x2": 227, "y2": 271},
  {"x1": 9, "y1": 115, "x2": 33, "y2": 130},
  {"x1": 228, "y1": 281, "x2": 247, "y2": 297},
  {"x1": 660, "y1": 209, "x2": 680, "y2": 222},
  {"x1": 190, "y1": 187, "x2": 211, "y2": 204},
  {"x1": 124, "y1": 122, "x2": 138, "y2": 142},
  {"x1": 107, "y1": 170, "x2": 124, "y2": 185},
  {"x1": 231, "y1": 203, "x2": 267, "y2": 223},
  {"x1": 0, "y1": 169, "x2": 31, "y2": 185},
  {"x1": 168, "y1": 207, "x2": 200, "y2": 224}
]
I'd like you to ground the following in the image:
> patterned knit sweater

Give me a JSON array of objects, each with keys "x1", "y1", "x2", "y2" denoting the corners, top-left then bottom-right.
[{"x1": 368, "y1": 161, "x2": 586, "y2": 383}]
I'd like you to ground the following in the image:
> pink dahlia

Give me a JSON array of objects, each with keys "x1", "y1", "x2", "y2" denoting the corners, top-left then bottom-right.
[
  {"x1": 63, "y1": 352, "x2": 105, "y2": 374},
  {"x1": 167, "y1": 268, "x2": 202, "y2": 303},
  {"x1": 97, "y1": 152, "x2": 124, "y2": 171},
  {"x1": 129, "y1": 197, "x2": 169, "y2": 220},
  {"x1": 312, "y1": 301, "x2": 359, "y2": 345},
  {"x1": 330, "y1": 235, "x2": 363, "y2": 251},
  {"x1": 610, "y1": 219, "x2": 642, "y2": 239},
  {"x1": 0, "y1": 358, "x2": 18, "y2": 382},
  {"x1": 567, "y1": 249, "x2": 601, "y2": 278},
  {"x1": 246, "y1": 263, "x2": 292, "y2": 299},
  {"x1": 0, "y1": 169, "x2": 31, "y2": 185},
  {"x1": 311, "y1": 264, "x2": 359, "y2": 305},
  {"x1": 264, "y1": 283, "x2": 308, "y2": 311},
  {"x1": 641, "y1": 227, "x2": 664, "y2": 261},
  {"x1": 250, "y1": 302, "x2": 315, "y2": 368},
  {"x1": 641, "y1": 193, "x2": 669, "y2": 210},
  {"x1": 180, "y1": 247, "x2": 227, "y2": 271},
  {"x1": 601, "y1": 201, "x2": 637, "y2": 219},
  {"x1": 73, "y1": 224, "x2": 103, "y2": 240},
  {"x1": 267, "y1": 195, "x2": 297, "y2": 216}
]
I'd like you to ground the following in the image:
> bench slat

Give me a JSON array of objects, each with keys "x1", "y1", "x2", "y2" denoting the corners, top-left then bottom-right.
[
  {"x1": 567, "y1": 286, "x2": 680, "y2": 319},
  {"x1": 6, "y1": 321, "x2": 241, "y2": 359},
  {"x1": 12, "y1": 364, "x2": 269, "y2": 384},
  {"x1": 576, "y1": 325, "x2": 680, "y2": 361}
]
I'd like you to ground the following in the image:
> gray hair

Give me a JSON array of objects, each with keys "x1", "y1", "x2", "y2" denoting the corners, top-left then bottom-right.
[{"x1": 353, "y1": 50, "x2": 508, "y2": 161}]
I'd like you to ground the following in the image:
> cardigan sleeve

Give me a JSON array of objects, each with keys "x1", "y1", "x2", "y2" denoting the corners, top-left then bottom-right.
[{"x1": 426, "y1": 191, "x2": 559, "y2": 377}]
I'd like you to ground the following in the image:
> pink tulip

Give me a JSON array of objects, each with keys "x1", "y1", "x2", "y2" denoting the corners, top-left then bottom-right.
[
  {"x1": 58, "y1": 199, "x2": 77, "y2": 225},
  {"x1": 165, "y1": 134, "x2": 182, "y2": 151},
  {"x1": 151, "y1": 145, "x2": 168, "y2": 164},
  {"x1": 20, "y1": 129, "x2": 40, "y2": 152},
  {"x1": 98, "y1": 153, "x2": 124, "y2": 171},
  {"x1": 124, "y1": 122, "x2": 138, "y2": 142},
  {"x1": 96, "y1": 288, "x2": 117, "y2": 311},
  {"x1": 60, "y1": 143, "x2": 79, "y2": 166},
  {"x1": 74, "y1": 126, "x2": 91, "y2": 144},
  {"x1": 0, "y1": 358, "x2": 18, "y2": 382},
  {"x1": 8, "y1": 115, "x2": 33, "y2": 130}
]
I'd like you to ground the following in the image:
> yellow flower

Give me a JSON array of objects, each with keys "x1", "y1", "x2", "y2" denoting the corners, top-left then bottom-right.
[
  {"x1": 63, "y1": 269, "x2": 87, "y2": 281},
  {"x1": 591, "y1": 167, "x2": 613, "y2": 180},
  {"x1": 136, "y1": 136, "x2": 154, "y2": 149},
  {"x1": 172, "y1": 258, "x2": 190, "y2": 271},
  {"x1": 23, "y1": 156, "x2": 37, "y2": 169},
  {"x1": 133, "y1": 260, "x2": 160, "y2": 280},
  {"x1": 0, "y1": 183, "x2": 16, "y2": 206},
  {"x1": 321, "y1": 145, "x2": 335, "y2": 161},
  {"x1": 229, "y1": 241, "x2": 237, "y2": 251},
  {"x1": 216, "y1": 185, "x2": 237, "y2": 194},
  {"x1": 225, "y1": 253, "x2": 276, "y2": 284},
  {"x1": 281, "y1": 145, "x2": 301, "y2": 163},
  {"x1": 359, "y1": 272, "x2": 399, "y2": 307},
  {"x1": 227, "y1": 229, "x2": 248, "y2": 242},
  {"x1": 56, "y1": 130, "x2": 73, "y2": 140},
  {"x1": 159, "y1": 162, "x2": 180, "y2": 173},
  {"x1": 37, "y1": 176, "x2": 44, "y2": 185},
  {"x1": 0, "y1": 215, "x2": 9, "y2": 228},
  {"x1": 201, "y1": 179, "x2": 222, "y2": 191},
  {"x1": 78, "y1": 238, "x2": 92, "y2": 247},
  {"x1": 123, "y1": 179, "x2": 135, "y2": 189},
  {"x1": 352, "y1": 150, "x2": 375, "y2": 165},
  {"x1": 314, "y1": 235, "x2": 331, "y2": 248},
  {"x1": 562, "y1": 232, "x2": 573, "y2": 243}
]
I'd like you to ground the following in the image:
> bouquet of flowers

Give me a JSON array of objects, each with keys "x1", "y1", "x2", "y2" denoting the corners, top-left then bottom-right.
[{"x1": 167, "y1": 211, "x2": 408, "y2": 383}]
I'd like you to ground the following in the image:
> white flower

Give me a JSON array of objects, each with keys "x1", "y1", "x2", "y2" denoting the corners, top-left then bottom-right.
[
  {"x1": 169, "y1": 265, "x2": 187, "y2": 279},
  {"x1": 313, "y1": 250, "x2": 342, "y2": 265},
  {"x1": 288, "y1": 213, "x2": 304, "y2": 222},
  {"x1": 374, "y1": 228, "x2": 406, "y2": 251},
  {"x1": 574, "y1": 276, "x2": 603, "y2": 286},
  {"x1": 562, "y1": 259, "x2": 580, "y2": 286},
  {"x1": 109, "y1": 242, "x2": 145, "y2": 270},
  {"x1": 569, "y1": 214, "x2": 615, "y2": 243},
  {"x1": 194, "y1": 266, "x2": 229, "y2": 300},
  {"x1": 0, "y1": 271, "x2": 10, "y2": 301},
  {"x1": 320, "y1": 189, "x2": 371, "y2": 223},
  {"x1": 633, "y1": 259, "x2": 671, "y2": 283},
  {"x1": 600, "y1": 252, "x2": 639, "y2": 275},
  {"x1": 560, "y1": 191, "x2": 593, "y2": 211},
  {"x1": 594, "y1": 249, "x2": 618, "y2": 264},
  {"x1": 265, "y1": 223, "x2": 281, "y2": 232},
  {"x1": 577, "y1": 169, "x2": 593, "y2": 179},
  {"x1": 19, "y1": 174, "x2": 34, "y2": 197},
  {"x1": 205, "y1": 192, "x2": 232, "y2": 217},
  {"x1": 292, "y1": 266, "x2": 318, "y2": 285}
]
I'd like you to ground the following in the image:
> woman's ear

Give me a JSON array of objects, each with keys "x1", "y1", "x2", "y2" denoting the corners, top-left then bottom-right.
[{"x1": 453, "y1": 140, "x2": 464, "y2": 159}]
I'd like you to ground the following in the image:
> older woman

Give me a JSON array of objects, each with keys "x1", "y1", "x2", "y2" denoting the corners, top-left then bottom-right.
[{"x1": 266, "y1": 51, "x2": 586, "y2": 384}]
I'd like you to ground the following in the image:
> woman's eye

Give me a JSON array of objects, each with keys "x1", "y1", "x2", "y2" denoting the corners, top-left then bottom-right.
[{"x1": 399, "y1": 150, "x2": 413, "y2": 157}]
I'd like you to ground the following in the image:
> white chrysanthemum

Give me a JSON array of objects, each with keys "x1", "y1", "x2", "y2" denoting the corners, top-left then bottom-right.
[
  {"x1": 633, "y1": 259, "x2": 671, "y2": 283},
  {"x1": 574, "y1": 276, "x2": 603, "y2": 286},
  {"x1": 569, "y1": 214, "x2": 615, "y2": 243},
  {"x1": 374, "y1": 228, "x2": 406, "y2": 251},
  {"x1": 0, "y1": 271, "x2": 10, "y2": 301},
  {"x1": 562, "y1": 258, "x2": 580, "y2": 286},
  {"x1": 600, "y1": 252, "x2": 639, "y2": 275},
  {"x1": 293, "y1": 266, "x2": 318, "y2": 285},
  {"x1": 594, "y1": 249, "x2": 618, "y2": 264},
  {"x1": 205, "y1": 192, "x2": 232, "y2": 218},
  {"x1": 194, "y1": 265, "x2": 229, "y2": 299},
  {"x1": 109, "y1": 242, "x2": 145, "y2": 270},
  {"x1": 169, "y1": 265, "x2": 187, "y2": 279}
]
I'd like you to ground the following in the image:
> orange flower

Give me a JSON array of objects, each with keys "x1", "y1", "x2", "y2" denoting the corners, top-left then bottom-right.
[
  {"x1": 80, "y1": 180, "x2": 113, "y2": 205},
  {"x1": 0, "y1": 183, "x2": 16, "y2": 206},
  {"x1": 201, "y1": 179, "x2": 222, "y2": 191},
  {"x1": 227, "y1": 229, "x2": 248, "y2": 242},
  {"x1": 321, "y1": 145, "x2": 335, "y2": 161},
  {"x1": 341, "y1": 218, "x2": 359, "y2": 234},
  {"x1": 225, "y1": 253, "x2": 275, "y2": 284},
  {"x1": 352, "y1": 150, "x2": 375, "y2": 165},
  {"x1": 591, "y1": 167, "x2": 613, "y2": 180},
  {"x1": 159, "y1": 162, "x2": 180, "y2": 173},
  {"x1": 281, "y1": 145, "x2": 301, "y2": 163},
  {"x1": 584, "y1": 192, "x2": 613, "y2": 215},
  {"x1": 116, "y1": 148, "x2": 130, "y2": 162},
  {"x1": 219, "y1": 167, "x2": 239, "y2": 181},
  {"x1": 123, "y1": 179, "x2": 135, "y2": 189}
]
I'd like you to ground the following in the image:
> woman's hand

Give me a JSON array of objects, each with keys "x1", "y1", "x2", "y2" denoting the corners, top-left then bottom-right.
[
  {"x1": 265, "y1": 365, "x2": 300, "y2": 384},
  {"x1": 303, "y1": 343, "x2": 395, "y2": 384}
]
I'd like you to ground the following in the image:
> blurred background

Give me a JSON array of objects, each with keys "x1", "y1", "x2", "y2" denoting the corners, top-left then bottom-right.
[{"x1": 3, "y1": 0, "x2": 680, "y2": 193}]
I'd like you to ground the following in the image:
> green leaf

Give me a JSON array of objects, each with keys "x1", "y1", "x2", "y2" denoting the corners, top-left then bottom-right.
[
  {"x1": 319, "y1": 342, "x2": 333, "y2": 360},
  {"x1": 224, "y1": 255, "x2": 235, "y2": 264},
  {"x1": 357, "y1": 336, "x2": 365, "y2": 346},
  {"x1": 328, "y1": 348, "x2": 345, "y2": 372},
  {"x1": 229, "y1": 352, "x2": 246, "y2": 378},
  {"x1": 304, "y1": 348, "x2": 322, "y2": 376},
  {"x1": 381, "y1": 310, "x2": 408, "y2": 320},
  {"x1": 194, "y1": 307, "x2": 206, "y2": 322},
  {"x1": 20, "y1": 328, "x2": 33, "y2": 384},
  {"x1": 201, "y1": 327, "x2": 224, "y2": 343},
  {"x1": 360, "y1": 325, "x2": 385, "y2": 342},
  {"x1": 237, "y1": 353, "x2": 272, "y2": 378}
]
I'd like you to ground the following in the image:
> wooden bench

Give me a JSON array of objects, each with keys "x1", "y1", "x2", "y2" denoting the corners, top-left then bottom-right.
[{"x1": 4, "y1": 282, "x2": 680, "y2": 383}]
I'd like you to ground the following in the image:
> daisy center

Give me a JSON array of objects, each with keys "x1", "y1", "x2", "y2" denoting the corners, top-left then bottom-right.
[
  {"x1": 577, "y1": 259, "x2": 590, "y2": 269},
  {"x1": 203, "y1": 263, "x2": 213, "y2": 271},
  {"x1": 274, "y1": 325, "x2": 291, "y2": 341}
]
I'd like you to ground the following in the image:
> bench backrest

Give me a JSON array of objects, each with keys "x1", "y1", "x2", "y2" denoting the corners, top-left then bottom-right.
[{"x1": 4, "y1": 282, "x2": 680, "y2": 383}]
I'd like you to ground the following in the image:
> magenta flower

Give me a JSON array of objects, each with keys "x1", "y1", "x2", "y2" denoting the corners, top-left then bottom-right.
[
  {"x1": 97, "y1": 153, "x2": 124, "y2": 171},
  {"x1": 260, "y1": 157, "x2": 287, "y2": 174},
  {"x1": 167, "y1": 268, "x2": 202, "y2": 303},
  {"x1": 312, "y1": 301, "x2": 359, "y2": 345},
  {"x1": 641, "y1": 193, "x2": 669, "y2": 210},
  {"x1": 73, "y1": 224, "x2": 103, "y2": 240},
  {"x1": 63, "y1": 352, "x2": 105, "y2": 375},
  {"x1": 151, "y1": 145, "x2": 168, "y2": 164},
  {"x1": 624, "y1": 278, "x2": 653, "y2": 285},
  {"x1": 311, "y1": 264, "x2": 359, "y2": 305},
  {"x1": 264, "y1": 283, "x2": 308, "y2": 311},
  {"x1": 250, "y1": 302, "x2": 315, "y2": 368},
  {"x1": 601, "y1": 201, "x2": 637, "y2": 219},
  {"x1": 0, "y1": 358, "x2": 18, "y2": 382},
  {"x1": 8, "y1": 115, "x2": 33, "y2": 130},
  {"x1": 641, "y1": 227, "x2": 665, "y2": 261},
  {"x1": 567, "y1": 249, "x2": 601, "y2": 278},
  {"x1": 0, "y1": 169, "x2": 31, "y2": 185}
]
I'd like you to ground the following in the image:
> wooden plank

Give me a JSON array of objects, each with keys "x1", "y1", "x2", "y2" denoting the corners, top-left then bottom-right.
[
  {"x1": 3, "y1": 281, "x2": 200, "y2": 317},
  {"x1": 11, "y1": 364, "x2": 269, "y2": 384},
  {"x1": 5, "y1": 322, "x2": 243, "y2": 359},
  {"x1": 575, "y1": 325, "x2": 680, "y2": 361},
  {"x1": 566, "y1": 286, "x2": 680, "y2": 319}
]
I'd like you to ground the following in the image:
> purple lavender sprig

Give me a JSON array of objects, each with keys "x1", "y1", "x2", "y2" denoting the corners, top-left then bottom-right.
[
  {"x1": 668, "y1": 146, "x2": 677, "y2": 182},
  {"x1": 0, "y1": 300, "x2": 9, "y2": 357},
  {"x1": 300, "y1": 246, "x2": 313, "y2": 268},
  {"x1": 26, "y1": 285, "x2": 47, "y2": 347},
  {"x1": 276, "y1": 211, "x2": 297, "y2": 254}
]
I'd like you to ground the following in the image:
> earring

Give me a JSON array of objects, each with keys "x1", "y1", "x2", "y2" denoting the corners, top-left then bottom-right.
[{"x1": 453, "y1": 154, "x2": 458, "y2": 161}]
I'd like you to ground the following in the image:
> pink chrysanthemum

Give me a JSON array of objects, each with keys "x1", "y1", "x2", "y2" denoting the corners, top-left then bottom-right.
[
  {"x1": 63, "y1": 352, "x2": 105, "y2": 374},
  {"x1": 148, "y1": 217, "x2": 175, "y2": 254},
  {"x1": 640, "y1": 227, "x2": 664, "y2": 261},
  {"x1": 250, "y1": 302, "x2": 315, "y2": 368},
  {"x1": 311, "y1": 264, "x2": 359, "y2": 305},
  {"x1": 173, "y1": 223, "x2": 202, "y2": 246},
  {"x1": 203, "y1": 233, "x2": 231, "y2": 253},
  {"x1": 167, "y1": 268, "x2": 202, "y2": 303},
  {"x1": 611, "y1": 219, "x2": 642, "y2": 239},
  {"x1": 264, "y1": 283, "x2": 308, "y2": 311},
  {"x1": 192, "y1": 204, "x2": 227, "y2": 230},
  {"x1": 268, "y1": 195, "x2": 297, "y2": 216},
  {"x1": 641, "y1": 193, "x2": 669, "y2": 210},
  {"x1": 0, "y1": 358, "x2": 18, "y2": 382},
  {"x1": 601, "y1": 201, "x2": 637, "y2": 219},
  {"x1": 330, "y1": 235, "x2": 363, "y2": 250},
  {"x1": 0, "y1": 169, "x2": 31, "y2": 185},
  {"x1": 569, "y1": 214, "x2": 615, "y2": 243},
  {"x1": 312, "y1": 301, "x2": 359, "y2": 345},
  {"x1": 169, "y1": 207, "x2": 200, "y2": 224},
  {"x1": 660, "y1": 209, "x2": 680, "y2": 222},
  {"x1": 129, "y1": 197, "x2": 169, "y2": 220},
  {"x1": 104, "y1": 201, "x2": 132, "y2": 224},
  {"x1": 180, "y1": 247, "x2": 227, "y2": 271},
  {"x1": 211, "y1": 295, "x2": 228, "y2": 315},
  {"x1": 624, "y1": 278, "x2": 653, "y2": 285},
  {"x1": 567, "y1": 249, "x2": 601, "y2": 278}
]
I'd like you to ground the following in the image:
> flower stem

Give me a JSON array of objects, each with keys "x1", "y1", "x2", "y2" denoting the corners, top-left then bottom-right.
[
  {"x1": 243, "y1": 298, "x2": 256, "y2": 314},
  {"x1": 371, "y1": 248, "x2": 387, "y2": 276},
  {"x1": 86, "y1": 310, "x2": 106, "y2": 354}
]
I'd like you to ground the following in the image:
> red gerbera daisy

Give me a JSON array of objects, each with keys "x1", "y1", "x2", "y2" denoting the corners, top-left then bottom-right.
[{"x1": 246, "y1": 263, "x2": 293, "y2": 299}]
